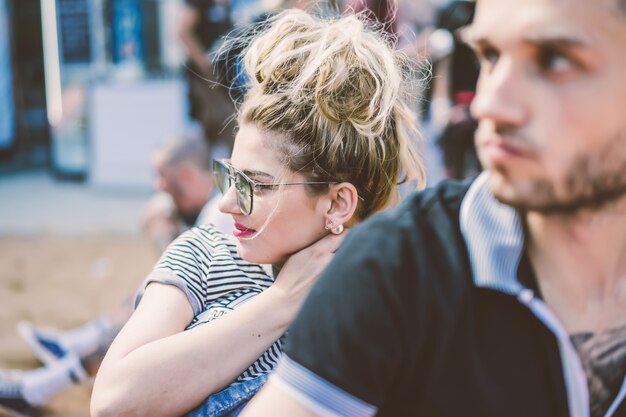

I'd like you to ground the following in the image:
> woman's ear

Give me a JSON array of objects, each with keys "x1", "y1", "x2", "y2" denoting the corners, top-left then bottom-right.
[{"x1": 324, "y1": 182, "x2": 359, "y2": 228}]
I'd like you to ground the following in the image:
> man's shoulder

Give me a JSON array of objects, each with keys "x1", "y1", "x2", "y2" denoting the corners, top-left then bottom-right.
[
  {"x1": 404, "y1": 177, "x2": 474, "y2": 218},
  {"x1": 334, "y1": 178, "x2": 475, "y2": 290},
  {"x1": 357, "y1": 177, "x2": 475, "y2": 238}
]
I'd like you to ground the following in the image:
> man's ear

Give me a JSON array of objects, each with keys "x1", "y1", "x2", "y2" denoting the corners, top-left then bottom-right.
[{"x1": 324, "y1": 182, "x2": 359, "y2": 228}]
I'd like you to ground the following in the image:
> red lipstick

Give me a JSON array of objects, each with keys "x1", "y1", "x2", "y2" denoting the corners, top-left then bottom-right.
[{"x1": 233, "y1": 222, "x2": 256, "y2": 238}]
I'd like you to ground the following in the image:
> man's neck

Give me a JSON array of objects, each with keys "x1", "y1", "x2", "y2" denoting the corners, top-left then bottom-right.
[{"x1": 525, "y1": 196, "x2": 626, "y2": 332}]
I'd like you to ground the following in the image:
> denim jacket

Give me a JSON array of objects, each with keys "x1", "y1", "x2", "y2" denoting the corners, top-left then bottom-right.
[{"x1": 187, "y1": 374, "x2": 269, "y2": 417}]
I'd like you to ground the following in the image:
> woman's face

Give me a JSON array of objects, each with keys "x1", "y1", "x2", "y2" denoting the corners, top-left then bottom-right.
[{"x1": 217, "y1": 122, "x2": 330, "y2": 266}]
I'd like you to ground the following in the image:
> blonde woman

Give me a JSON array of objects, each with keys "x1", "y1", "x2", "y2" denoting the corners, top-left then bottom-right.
[{"x1": 91, "y1": 9, "x2": 424, "y2": 417}]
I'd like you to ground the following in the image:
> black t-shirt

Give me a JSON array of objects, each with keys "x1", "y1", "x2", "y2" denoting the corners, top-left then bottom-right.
[{"x1": 281, "y1": 180, "x2": 580, "y2": 416}]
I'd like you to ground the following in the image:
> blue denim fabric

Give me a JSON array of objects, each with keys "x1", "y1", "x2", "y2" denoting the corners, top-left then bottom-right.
[{"x1": 186, "y1": 374, "x2": 269, "y2": 417}]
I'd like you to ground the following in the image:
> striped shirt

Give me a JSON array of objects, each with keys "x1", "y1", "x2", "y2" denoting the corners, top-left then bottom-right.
[{"x1": 139, "y1": 223, "x2": 281, "y2": 383}]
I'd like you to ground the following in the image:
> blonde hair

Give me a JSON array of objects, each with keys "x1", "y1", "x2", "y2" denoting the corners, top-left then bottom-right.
[{"x1": 239, "y1": 9, "x2": 425, "y2": 219}]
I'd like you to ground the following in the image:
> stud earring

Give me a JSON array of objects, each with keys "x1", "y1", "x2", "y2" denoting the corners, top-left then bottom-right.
[{"x1": 325, "y1": 223, "x2": 344, "y2": 235}]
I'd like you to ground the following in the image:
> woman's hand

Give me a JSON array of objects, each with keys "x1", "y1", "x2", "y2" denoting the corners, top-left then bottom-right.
[{"x1": 272, "y1": 231, "x2": 346, "y2": 307}]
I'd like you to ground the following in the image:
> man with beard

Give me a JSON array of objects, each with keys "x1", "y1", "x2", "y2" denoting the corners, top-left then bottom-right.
[{"x1": 239, "y1": 0, "x2": 626, "y2": 416}]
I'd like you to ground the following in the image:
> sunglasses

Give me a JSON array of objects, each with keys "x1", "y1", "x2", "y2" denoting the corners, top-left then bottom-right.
[{"x1": 213, "y1": 159, "x2": 336, "y2": 215}]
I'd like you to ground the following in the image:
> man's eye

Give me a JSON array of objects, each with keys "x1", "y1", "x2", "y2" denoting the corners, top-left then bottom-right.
[
  {"x1": 537, "y1": 49, "x2": 574, "y2": 74},
  {"x1": 477, "y1": 46, "x2": 499, "y2": 67}
]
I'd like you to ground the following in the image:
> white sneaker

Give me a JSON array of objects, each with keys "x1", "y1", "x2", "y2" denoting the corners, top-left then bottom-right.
[{"x1": 16, "y1": 321, "x2": 69, "y2": 366}]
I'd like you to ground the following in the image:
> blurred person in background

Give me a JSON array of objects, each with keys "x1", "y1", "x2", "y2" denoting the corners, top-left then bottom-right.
[
  {"x1": 0, "y1": 135, "x2": 231, "y2": 417},
  {"x1": 178, "y1": 0, "x2": 237, "y2": 158},
  {"x1": 403, "y1": 0, "x2": 480, "y2": 181},
  {"x1": 430, "y1": 0, "x2": 481, "y2": 180},
  {"x1": 143, "y1": 134, "x2": 233, "y2": 251}
]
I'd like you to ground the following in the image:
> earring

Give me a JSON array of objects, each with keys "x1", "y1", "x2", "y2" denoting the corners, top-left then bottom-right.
[{"x1": 325, "y1": 223, "x2": 344, "y2": 235}]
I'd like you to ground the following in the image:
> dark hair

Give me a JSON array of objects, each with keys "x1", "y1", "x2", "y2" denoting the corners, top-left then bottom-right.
[{"x1": 437, "y1": 1, "x2": 475, "y2": 33}]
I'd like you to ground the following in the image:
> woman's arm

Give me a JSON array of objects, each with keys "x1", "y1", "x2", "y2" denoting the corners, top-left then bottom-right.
[{"x1": 91, "y1": 233, "x2": 343, "y2": 417}]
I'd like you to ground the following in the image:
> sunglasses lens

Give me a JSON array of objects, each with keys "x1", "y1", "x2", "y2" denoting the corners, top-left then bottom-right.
[
  {"x1": 213, "y1": 161, "x2": 230, "y2": 194},
  {"x1": 235, "y1": 172, "x2": 253, "y2": 215}
]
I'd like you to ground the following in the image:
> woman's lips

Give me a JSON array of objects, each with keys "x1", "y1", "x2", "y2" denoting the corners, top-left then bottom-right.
[{"x1": 233, "y1": 222, "x2": 256, "y2": 238}]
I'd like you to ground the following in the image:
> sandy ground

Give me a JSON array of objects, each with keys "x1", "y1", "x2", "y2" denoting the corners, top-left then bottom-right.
[{"x1": 0, "y1": 235, "x2": 158, "y2": 417}]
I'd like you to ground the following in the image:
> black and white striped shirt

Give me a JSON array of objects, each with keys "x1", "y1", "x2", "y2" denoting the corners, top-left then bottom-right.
[{"x1": 140, "y1": 224, "x2": 280, "y2": 383}]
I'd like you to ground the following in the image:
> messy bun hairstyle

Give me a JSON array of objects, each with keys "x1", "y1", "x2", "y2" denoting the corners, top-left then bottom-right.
[{"x1": 239, "y1": 9, "x2": 425, "y2": 219}]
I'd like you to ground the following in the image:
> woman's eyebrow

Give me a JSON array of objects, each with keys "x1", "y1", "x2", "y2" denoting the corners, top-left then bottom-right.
[{"x1": 242, "y1": 169, "x2": 275, "y2": 180}]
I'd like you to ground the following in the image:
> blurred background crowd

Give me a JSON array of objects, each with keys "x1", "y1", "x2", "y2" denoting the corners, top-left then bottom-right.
[
  {"x1": 0, "y1": 0, "x2": 480, "y2": 184},
  {"x1": 0, "y1": 0, "x2": 478, "y2": 415}
]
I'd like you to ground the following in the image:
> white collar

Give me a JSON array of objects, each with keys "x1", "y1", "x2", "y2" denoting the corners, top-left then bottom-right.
[{"x1": 459, "y1": 172, "x2": 526, "y2": 295}]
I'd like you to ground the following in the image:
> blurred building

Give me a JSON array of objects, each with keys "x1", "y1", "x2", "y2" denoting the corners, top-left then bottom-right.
[{"x1": 0, "y1": 0, "x2": 201, "y2": 188}]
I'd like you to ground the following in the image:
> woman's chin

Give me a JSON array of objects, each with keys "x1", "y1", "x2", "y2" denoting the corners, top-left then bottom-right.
[
  {"x1": 237, "y1": 243, "x2": 284, "y2": 266},
  {"x1": 237, "y1": 243, "x2": 266, "y2": 263}
]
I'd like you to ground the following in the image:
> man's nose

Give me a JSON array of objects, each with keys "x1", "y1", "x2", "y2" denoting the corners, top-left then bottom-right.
[{"x1": 471, "y1": 56, "x2": 527, "y2": 127}]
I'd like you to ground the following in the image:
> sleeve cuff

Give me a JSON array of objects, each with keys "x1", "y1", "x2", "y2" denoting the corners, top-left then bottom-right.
[
  {"x1": 270, "y1": 355, "x2": 377, "y2": 417},
  {"x1": 133, "y1": 270, "x2": 202, "y2": 316}
]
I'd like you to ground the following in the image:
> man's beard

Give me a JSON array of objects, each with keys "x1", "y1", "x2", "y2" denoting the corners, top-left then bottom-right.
[{"x1": 493, "y1": 131, "x2": 626, "y2": 215}]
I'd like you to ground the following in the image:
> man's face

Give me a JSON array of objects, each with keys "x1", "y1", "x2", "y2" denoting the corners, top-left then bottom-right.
[
  {"x1": 469, "y1": 0, "x2": 626, "y2": 213},
  {"x1": 153, "y1": 160, "x2": 200, "y2": 225}
]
